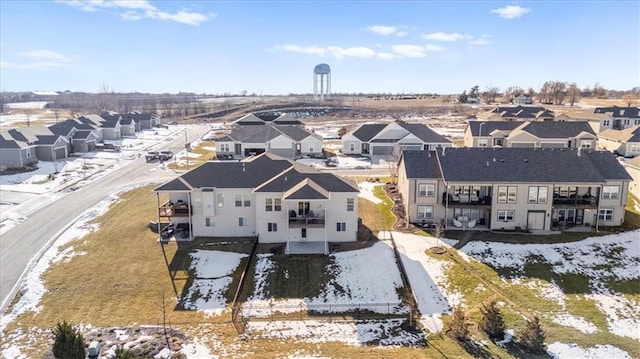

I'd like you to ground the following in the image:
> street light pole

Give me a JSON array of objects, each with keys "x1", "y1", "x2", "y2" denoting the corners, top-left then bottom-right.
[{"x1": 184, "y1": 129, "x2": 189, "y2": 167}]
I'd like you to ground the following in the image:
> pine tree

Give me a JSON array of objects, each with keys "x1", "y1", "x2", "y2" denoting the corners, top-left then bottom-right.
[
  {"x1": 112, "y1": 346, "x2": 141, "y2": 359},
  {"x1": 518, "y1": 316, "x2": 546, "y2": 354},
  {"x1": 479, "y1": 300, "x2": 505, "y2": 340},
  {"x1": 447, "y1": 305, "x2": 469, "y2": 341},
  {"x1": 52, "y1": 320, "x2": 86, "y2": 359}
]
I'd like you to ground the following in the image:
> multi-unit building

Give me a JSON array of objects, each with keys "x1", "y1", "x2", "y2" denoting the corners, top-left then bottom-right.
[
  {"x1": 153, "y1": 153, "x2": 360, "y2": 253},
  {"x1": 598, "y1": 125, "x2": 640, "y2": 158},
  {"x1": 464, "y1": 120, "x2": 597, "y2": 149},
  {"x1": 398, "y1": 147, "x2": 630, "y2": 232}
]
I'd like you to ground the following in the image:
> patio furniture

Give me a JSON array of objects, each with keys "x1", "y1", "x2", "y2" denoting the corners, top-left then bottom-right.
[
  {"x1": 453, "y1": 218, "x2": 463, "y2": 228},
  {"x1": 467, "y1": 219, "x2": 477, "y2": 228}
]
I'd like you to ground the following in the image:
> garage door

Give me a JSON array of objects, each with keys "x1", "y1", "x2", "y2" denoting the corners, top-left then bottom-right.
[
  {"x1": 270, "y1": 148, "x2": 293, "y2": 158},
  {"x1": 511, "y1": 142, "x2": 535, "y2": 148},
  {"x1": 527, "y1": 211, "x2": 545, "y2": 230},
  {"x1": 244, "y1": 148, "x2": 265, "y2": 156},
  {"x1": 371, "y1": 145, "x2": 393, "y2": 155},
  {"x1": 54, "y1": 147, "x2": 67, "y2": 160}
]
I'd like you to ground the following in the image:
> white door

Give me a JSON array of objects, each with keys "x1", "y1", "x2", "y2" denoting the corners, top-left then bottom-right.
[{"x1": 527, "y1": 211, "x2": 545, "y2": 230}]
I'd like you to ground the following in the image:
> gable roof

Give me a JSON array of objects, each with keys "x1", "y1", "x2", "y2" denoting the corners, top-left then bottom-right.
[
  {"x1": 155, "y1": 153, "x2": 359, "y2": 195},
  {"x1": 514, "y1": 121, "x2": 596, "y2": 138},
  {"x1": 0, "y1": 130, "x2": 31, "y2": 149},
  {"x1": 351, "y1": 124, "x2": 387, "y2": 141},
  {"x1": 8, "y1": 126, "x2": 64, "y2": 145},
  {"x1": 480, "y1": 105, "x2": 555, "y2": 120},
  {"x1": 401, "y1": 150, "x2": 442, "y2": 178},
  {"x1": 434, "y1": 147, "x2": 630, "y2": 183},
  {"x1": 625, "y1": 156, "x2": 640, "y2": 170},
  {"x1": 233, "y1": 113, "x2": 304, "y2": 126},
  {"x1": 218, "y1": 124, "x2": 318, "y2": 143},
  {"x1": 467, "y1": 121, "x2": 523, "y2": 136},
  {"x1": 595, "y1": 106, "x2": 640, "y2": 118},
  {"x1": 397, "y1": 123, "x2": 451, "y2": 143},
  {"x1": 599, "y1": 125, "x2": 640, "y2": 143}
]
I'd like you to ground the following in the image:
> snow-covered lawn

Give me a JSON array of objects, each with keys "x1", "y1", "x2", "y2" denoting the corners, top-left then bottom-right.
[
  {"x1": 357, "y1": 181, "x2": 383, "y2": 204},
  {"x1": 181, "y1": 250, "x2": 248, "y2": 316},
  {"x1": 460, "y1": 231, "x2": 640, "y2": 340},
  {"x1": 296, "y1": 155, "x2": 372, "y2": 170},
  {"x1": 244, "y1": 241, "x2": 408, "y2": 317}
]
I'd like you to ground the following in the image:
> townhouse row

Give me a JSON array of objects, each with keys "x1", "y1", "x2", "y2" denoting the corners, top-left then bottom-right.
[{"x1": 0, "y1": 111, "x2": 159, "y2": 170}]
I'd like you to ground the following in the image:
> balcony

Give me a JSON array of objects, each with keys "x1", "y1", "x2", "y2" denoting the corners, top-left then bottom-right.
[
  {"x1": 443, "y1": 193, "x2": 492, "y2": 206},
  {"x1": 552, "y1": 195, "x2": 598, "y2": 207},
  {"x1": 159, "y1": 200, "x2": 191, "y2": 217},
  {"x1": 289, "y1": 217, "x2": 325, "y2": 228}
]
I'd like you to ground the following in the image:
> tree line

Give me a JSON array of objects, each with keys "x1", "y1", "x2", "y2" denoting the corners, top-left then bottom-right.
[{"x1": 458, "y1": 82, "x2": 640, "y2": 106}]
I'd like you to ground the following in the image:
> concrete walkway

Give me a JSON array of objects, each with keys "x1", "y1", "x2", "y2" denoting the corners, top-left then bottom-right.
[{"x1": 286, "y1": 241, "x2": 327, "y2": 255}]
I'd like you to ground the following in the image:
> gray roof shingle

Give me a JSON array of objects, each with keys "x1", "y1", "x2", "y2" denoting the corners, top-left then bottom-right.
[
  {"x1": 351, "y1": 124, "x2": 387, "y2": 141},
  {"x1": 398, "y1": 123, "x2": 451, "y2": 143},
  {"x1": 401, "y1": 150, "x2": 442, "y2": 179},
  {"x1": 516, "y1": 121, "x2": 595, "y2": 138}
]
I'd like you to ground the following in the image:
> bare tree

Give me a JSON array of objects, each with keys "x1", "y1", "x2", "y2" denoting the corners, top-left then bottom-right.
[
  {"x1": 538, "y1": 82, "x2": 551, "y2": 104},
  {"x1": 567, "y1": 82, "x2": 580, "y2": 106},
  {"x1": 95, "y1": 84, "x2": 114, "y2": 112},
  {"x1": 388, "y1": 144, "x2": 402, "y2": 184},
  {"x1": 622, "y1": 93, "x2": 639, "y2": 107},
  {"x1": 53, "y1": 108, "x2": 60, "y2": 123},
  {"x1": 593, "y1": 82, "x2": 607, "y2": 98},
  {"x1": 483, "y1": 84, "x2": 500, "y2": 104}
]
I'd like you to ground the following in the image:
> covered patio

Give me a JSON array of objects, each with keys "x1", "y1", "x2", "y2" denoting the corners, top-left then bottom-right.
[{"x1": 286, "y1": 241, "x2": 328, "y2": 255}]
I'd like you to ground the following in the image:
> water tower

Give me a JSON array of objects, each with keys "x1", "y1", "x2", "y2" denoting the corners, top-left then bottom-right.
[{"x1": 313, "y1": 63, "x2": 331, "y2": 101}]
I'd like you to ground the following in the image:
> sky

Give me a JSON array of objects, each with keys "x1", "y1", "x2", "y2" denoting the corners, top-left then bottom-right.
[{"x1": 0, "y1": 1, "x2": 638, "y2": 95}]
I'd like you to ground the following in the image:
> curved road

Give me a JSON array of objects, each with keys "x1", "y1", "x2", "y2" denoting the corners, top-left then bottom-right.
[{"x1": 0, "y1": 125, "x2": 209, "y2": 312}]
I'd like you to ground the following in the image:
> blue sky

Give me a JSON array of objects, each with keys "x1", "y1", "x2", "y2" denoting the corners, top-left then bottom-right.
[{"x1": 1, "y1": 1, "x2": 638, "y2": 95}]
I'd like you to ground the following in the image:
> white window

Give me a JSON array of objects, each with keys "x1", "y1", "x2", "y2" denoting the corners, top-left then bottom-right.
[
  {"x1": 418, "y1": 184, "x2": 435, "y2": 197},
  {"x1": 602, "y1": 186, "x2": 619, "y2": 199},
  {"x1": 498, "y1": 186, "x2": 517, "y2": 204},
  {"x1": 598, "y1": 209, "x2": 614, "y2": 221},
  {"x1": 497, "y1": 210, "x2": 515, "y2": 221},
  {"x1": 309, "y1": 146, "x2": 314, "y2": 152},
  {"x1": 349, "y1": 143, "x2": 355, "y2": 152},
  {"x1": 205, "y1": 218, "x2": 214, "y2": 227},
  {"x1": 235, "y1": 194, "x2": 251, "y2": 207},
  {"x1": 580, "y1": 140, "x2": 593, "y2": 149},
  {"x1": 528, "y1": 186, "x2": 548, "y2": 204},
  {"x1": 336, "y1": 222, "x2": 346, "y2": 231},
  {"x1": 265, "y1": 198, "x2": 282, "y2": 211},
  {"x1": 417, "y1": 206, "x2": 433, "y2": 219},
  {"x1": 267, "y1": 222, "x2": 277, "y2": 232},
  {"x1": 216, "y1": 193, "x2": 224, "y2": 207},
  {"x1": 478, "y1": 138, "x2": 488, "y2": 147},
  {"x1": 218, "y1": 143, "x2": 230, "y2": 152},
  {"x1": 347, "y1": 198, "x2": 355, "y2": 211},
  {"x1": 239, "y1": 217, "x2": 248, "y2": 227}
]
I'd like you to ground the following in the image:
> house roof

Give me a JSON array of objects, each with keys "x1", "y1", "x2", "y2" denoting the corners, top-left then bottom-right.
[
  {"x1": 595, "y1": 106, "x2": 640, "y2": 118},
  {"x1": 351, "y1": 124, "x2": 387, "y2": 141},
  {"x1": 467, "y1": 121, "x2": 523, "y2": 136},
  {"x1": 155, "y1": 153, "x2": 359, "y2": 196},
  {"x1": 401, "y1": 150, "x2": 442, "y2": 178},
  {"x1": 625, "y1": 156, "x2": 640, "y2": 170},
  {"x1": 514, "y1": 121, "x2": 596, "y2": 138},
  {"x1": 397, "y1": 123, "x2": 451, "y2": 143},
  {"x1": 217, "y1": 124, "x2": 318, "y2": 143},
  {"x1": 8, "y1": 126, "x2": 63, "y2": 145},
  {"x1": 400, "y1": 148, "x2": 631, "y2": 184},
  {"x1": 72, "y1": 130, "x2": 93, "y2": 140},
  {"x1": 233, "y1": 113, "x2": 304, "y2": 126},
  {"x1": 122, "y1": 112, "x2": 158, "y2": 121},
  {"x1": 0, "y1": 130, "x2": 30, "y2": 149},
  {"x1": 434, "y1": 147, "x2": 630, "y2": 183},
  {"x1": 599, "y1": 125, "x2": 640, "y2": 143},
  {"x1": 479, "y1": 105, "x2": 555, "y2": 120}
]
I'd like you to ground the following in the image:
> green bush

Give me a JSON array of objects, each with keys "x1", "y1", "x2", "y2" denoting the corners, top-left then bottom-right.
[{"x1": 52, "y1": 320, "x2": 86, "y2": 359}]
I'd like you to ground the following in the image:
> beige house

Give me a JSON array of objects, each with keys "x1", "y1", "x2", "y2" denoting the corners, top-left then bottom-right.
[
  {"x1": 464, "y1": 121, "x2": 597, "y2": 149},
  {"x1": 624, "y1": 157, "x2": 640, "y2": 199},
  {"x1": 398, "y1": 147, "x2": 631, "y2": 232},
  {"x1": 154, "y1": 153, "x2": 359, "y2": 254},
  {"x1": 598, "y1": 125, "x2": 640, "y2": 158}
]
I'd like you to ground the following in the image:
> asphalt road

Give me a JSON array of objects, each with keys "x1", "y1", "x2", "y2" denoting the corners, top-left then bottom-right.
[{"x1": 0, "y1": 125, "x2": 209, "y2": 312}]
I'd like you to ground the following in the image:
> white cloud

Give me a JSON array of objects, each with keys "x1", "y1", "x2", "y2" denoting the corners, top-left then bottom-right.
[
  {"x1": 367, "y1": 25, "x2": 397, "y2": 35},
  {"x1": 279, "y1": 45, "x2": 327, "y2": 56},
  {"x1": 0, "y1": 61, "x2": 68, "y2": 70},
  {"x1": 421, "y1": 32, "x2": 469, "y2": 42},
  {"x1": 367, "y1": 25, "x2": 409, "y2": 37},
  {"x1": 391, "y1": 44, "x2": 427, "y2": 58},
  {"x1": 20, "y1": 50, "x2": 71, "y2": 62},
  {"x1": 327, "y1": 46, "x2": 377, "y2": 59},
  {"x1": 55, "y1": 0, "x2": 213, "y2": 26},
  {"x1": 377, "y1": 52, "x2": 400, "y2": 60},
  {"x1": 491, "y1": 5, "x2": 532, "y2": 19},
  {"x1": 470, "y1": 36, "x2": 490, "y2": 46},
  {"x1": 425, "y1": 44, "x2": 446, "y2": 52}
]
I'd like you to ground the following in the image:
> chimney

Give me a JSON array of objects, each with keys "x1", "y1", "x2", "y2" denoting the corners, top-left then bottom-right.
[
  {"x1": 486, "y1": 161, "x2": 489, "y2": 167},
  {"x1": 442, "y1": 146, "x2": 446, "y2": 156},
  {"x1": 284, "y1": 176, "x2": 287, "y2": 181}
]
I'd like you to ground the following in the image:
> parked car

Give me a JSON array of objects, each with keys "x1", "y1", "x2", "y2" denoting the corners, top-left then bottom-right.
[
  {"x1": 158, "y1": 150, "x2": 173, "y2": 161},
  {"x1": 96, "y1": 143, "x2": 121, "y2": 152},
  {"x1": 145, "y1": 151, "x2": 159, "y2": 161}
]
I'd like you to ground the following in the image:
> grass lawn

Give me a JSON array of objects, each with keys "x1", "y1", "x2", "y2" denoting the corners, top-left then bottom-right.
[{"x1": 168, "y1": 140, "x2": 216, "y2": 171}]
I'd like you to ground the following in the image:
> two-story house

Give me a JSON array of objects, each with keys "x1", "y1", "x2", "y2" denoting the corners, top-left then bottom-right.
[
  {"x1": 464, "y1": 121, "x2": 597, "y2": 148},
  {"x1": 398, "y1": 147, "x2": 630, "y2": 232},
  {"x1": 594, "y1": 106, "x2": 640, "y2": 131},
  {"x1": 153, "y1": 153, "x2": 359, "y2": 254},
  {"x1": 476, "y1": 105, "x2": 555, "y2": 121},
  {"x1": 342, "y1": 121, "x2": 452, "y2": 161}
]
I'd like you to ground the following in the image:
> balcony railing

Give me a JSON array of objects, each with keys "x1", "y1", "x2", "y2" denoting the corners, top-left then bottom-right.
[
  {"x1": 552, "y1": 195, "x2": 598, "y2": 206},
  {"x1": 443, "y1": 193, "x2": 492, "y2": 205},
  {"x1": 289, "y1": 217, "x2": 325, "y2": 228}
]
